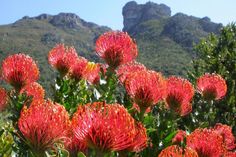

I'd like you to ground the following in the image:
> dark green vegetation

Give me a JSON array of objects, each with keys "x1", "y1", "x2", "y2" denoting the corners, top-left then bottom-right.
[
  {"x1": 0, "y1": 1, "x2": 222, "y2": 92},
  {"x1": 189, "y1": 23, "x2": 236, "y2": 134}
]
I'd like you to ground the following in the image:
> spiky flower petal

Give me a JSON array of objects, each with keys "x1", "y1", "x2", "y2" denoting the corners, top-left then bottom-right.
[
  {"x1": 166, "y1": 76, "x2": 194, "y2": 116},
  {"x1": 186, "y1": 128, "x2": 226, "y2": 157},
  {"x1": 95, "y1": 31, "x2": 138, "y2": 69},
  {"x1": 116, "y1": 61, "x2": 146, "y2": 84},
  {"x1": 48, "y1": 44, "x2": 78, "y2": 75},
  {"x1": 125, "y1": 70, "x2": 166, "y2": 111},
  {"x1": 158, "y1": 145, "x2": 198, "y2": 157},
  {"x1": 72, "y1": 102, "x2": 147, "y2": 153},
  {"x1": 197, "y1": 73, "x2": 227, "y2": 100},
  {"x1": 70, "y1": 57, "x2": 88, "y2": 81},
  {"x1": 0, "y1": 87, "x2": 8, "y2": 111},
  {"x1": 1, "y1": 54, "x2": 39, "y2": 90},
  {"x1": 213, "y1": 123, "x2": 236, "y2": 150},
  {"x1": 20, "y1": 82, "x2": 45, "y2": 101},
  {"x1": 18, "y1": 100, "x2": 70, "y2": 153}
]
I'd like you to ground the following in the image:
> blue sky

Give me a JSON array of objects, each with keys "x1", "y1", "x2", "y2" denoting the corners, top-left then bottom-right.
[{"x1": 1, "y1": 0, "x2": 235, "y2": 30}]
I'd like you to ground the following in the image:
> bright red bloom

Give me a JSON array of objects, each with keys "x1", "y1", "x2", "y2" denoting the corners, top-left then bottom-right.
[
  {"x1": 172, "y1": 130, "x2": 187, "y2": 144},
  {"x1": 213, "y1": 123, "x2": 236, "y2": 150},
  {"x1": 166, "y1": 76, "x2": 194, "y2": 116},
  {"x1": 48, "y1": 44, "x2": 78, "y2": 75},
  {"x1": 83, "y1": 62, "x2": 101, "y2": 84},
  {"x1": 0, "y1": 87, "x2": 8, "y2": 111},
  {"x1": 95, "y1": 31, "x2": 138, "y2": 69},
  {"x1": 197, "y1": 73, "x2": 227, "y2": 100},
  {"x1": 158, "y1": 145, "x2": 198, "y2": 157},
  {"x1": 1, "y1": 54, "x2": 39, "y2": 90},
  {"x1": 116, "y1": 61, "x2": 147, "y2": 84},
  {"x1": 72, "y1": 102, "x2": 147, "y2": 153},
  {"x1": 125, "y1": 70, "x2": 166, "y2": 111},
  {"x1": 223, "y1": 151, "x2": 236, "y2": 157},
  {"x1": 18, "y1": 100, "x2": 70, "y2": 153},
  {"x1": 70, "y1": 57, "x2": 88, "y2": 81},
  {"x1": 186, "y1": 128, "x2": 226, "y2": 157},
  {"x1": 20, "y1": 82, "x2": 45, "y2": 101}
]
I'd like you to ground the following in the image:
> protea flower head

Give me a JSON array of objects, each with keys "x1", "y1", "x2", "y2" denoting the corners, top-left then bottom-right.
[
  {"x1": 20, "y1": 82, "x2": 45, "y2": 101},
  {"x1": 70, "y1": 56, "x2": 88, "y2": 81},
  {"x1": 158, "y1": 145, "x2": 198, "y2": 157},
  {"x1": 1, "y1": 54, "x2": 39, "y2": 90},
  {"x1": 48, "y1": 44, "x2": 78, "y2": 75},
  {"x1": 197, "y1": 73, "x2": 227, "y2": 101},
  {"x1": 166, "y1": 76, "x2": 194, "y2": 116},
  {"x1": 213, "y1": 123, "x2": 236, "y2": 150},
  {"x1": 125, "y1": 70, "x2": 166, "y2": 112},
  {"x1": 0, "y1": 87, "x2": 8, "y2": 111},
  {"x1": 95, "y1": 31, "x2": 138, "y2": 69},
  {"x1": 18, "y1": 99, "x2": 70, "y2": 154},
  {"x1": 172, "y1": 130, "x2": 187, "y2": 144},
  {"x1": 71, "y1": 102, "x2": 147, "y2": 153},
  {"x1": 186, "y1": 128, "x2": 226, "y2": 157},
  {"x1": 116, "y1": 61, "x2": 147, "y2": 84},
  {"x1": 83, "y1": 62, "x2": 100, "y2": 84}
]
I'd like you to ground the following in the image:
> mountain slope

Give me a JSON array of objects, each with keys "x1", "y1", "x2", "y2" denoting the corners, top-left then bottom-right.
[
  {"x1": 0, "y1": 13, "x2": 110, "y2": 90},
  {"x1": 0, "y1": 1, "x2": 223, "y2": 91},
  {"x1": 122, "y1": 1, "x2": 222, "y2": 76}
]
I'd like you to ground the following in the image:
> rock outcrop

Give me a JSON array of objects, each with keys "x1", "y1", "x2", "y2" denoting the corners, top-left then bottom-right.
[{"x1": 122, "y1": 1, "x2": 171, "y2": 32}]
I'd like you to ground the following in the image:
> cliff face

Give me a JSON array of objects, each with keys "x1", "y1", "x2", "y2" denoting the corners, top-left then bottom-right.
[
  {"x1": 122, "y1": 1, "x2": 171, "y2": 32},
  {"x1": 122, "y1": 1, "x2": 222, "y2": 76}
]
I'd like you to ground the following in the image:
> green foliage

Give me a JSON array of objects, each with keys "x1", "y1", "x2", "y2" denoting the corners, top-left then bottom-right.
[{"x1": 189, "y1": 23, "x2": 236, "y2": 133}]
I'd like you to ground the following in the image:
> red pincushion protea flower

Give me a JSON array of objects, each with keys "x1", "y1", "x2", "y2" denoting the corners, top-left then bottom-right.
[
  {"x1": 125, "y1": 70, "x2": 166, "y2": 112},
  {"x1": 70, "y1": 57, "x2": 88, "y2": 81},
  {"x1": 20, "y1": 82, "x2": 45, "y2": 101},
  {"x1": 197, "y1": 73, "x2": 227, "y2": 100},
  {"x1": 18, "y1": 100, "x2": 70, "y2": 153},
  {"x1": 158, "y1": 145, "x2": 198, "y2": 157},
  {"x1": 172, "y1": 130, "x2": 187, "y2": 144},
  {"x1": 116, "y1": 61, "x2": 147, "y2": 84},
  {"x1": 0, "y1": 87, "x2": 8, "y2": 111},
  {"x1": 186, "y1": 128, "x2": 226, "y2": 157},
  {"x1": 83, "y1": 62, "x2": 100, "y2": 84},
  {"x1": 48, "y1": 44, "x2": 78, "y2": 75},
  {"x1": 166, "y1": 76, "x2": 194, "y2": 116},
  {"x1": 213, "y1": 123, "x2": 236, "y2": 150},
  {"x1": 95, "y1": 31, "x2": 138, "y2": 69},
  {"x1": 72, "y1": 102, "x2": 147, "y2": 153},
  {"x1": 1, "y1": 54, "x2": 39, "y2": 90}
]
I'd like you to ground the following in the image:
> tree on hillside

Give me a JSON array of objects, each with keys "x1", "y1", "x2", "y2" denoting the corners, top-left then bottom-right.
[{"x1": 189, "y1": 23, "x2": 236, "y2": 133}]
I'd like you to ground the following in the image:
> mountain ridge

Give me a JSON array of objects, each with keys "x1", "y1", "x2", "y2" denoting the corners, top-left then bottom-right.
[{"x1": 0, "y1": 1, "x2": 223, "y2": 91}]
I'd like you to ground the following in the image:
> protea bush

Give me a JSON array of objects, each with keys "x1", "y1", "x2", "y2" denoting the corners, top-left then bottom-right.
[{"x1": 0, "y1": 31, "x2": 235, "y2": 157}]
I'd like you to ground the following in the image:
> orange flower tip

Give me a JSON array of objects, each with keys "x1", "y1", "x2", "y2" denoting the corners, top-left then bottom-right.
[
  {"x1": 1, "y1": 53, "x2": 39, "y2": 90},
  {"x1": 95, "y1": 31, "x2": 138, "y2": 69}
]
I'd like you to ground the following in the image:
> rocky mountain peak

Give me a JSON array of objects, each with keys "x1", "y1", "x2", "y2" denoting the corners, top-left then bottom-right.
[
  {"x1": 49, "y1": 13, "x2": 83, "y2": 29},
  {"x1": 122, "y1": 1, "x2": 171, "y2": 32}
]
